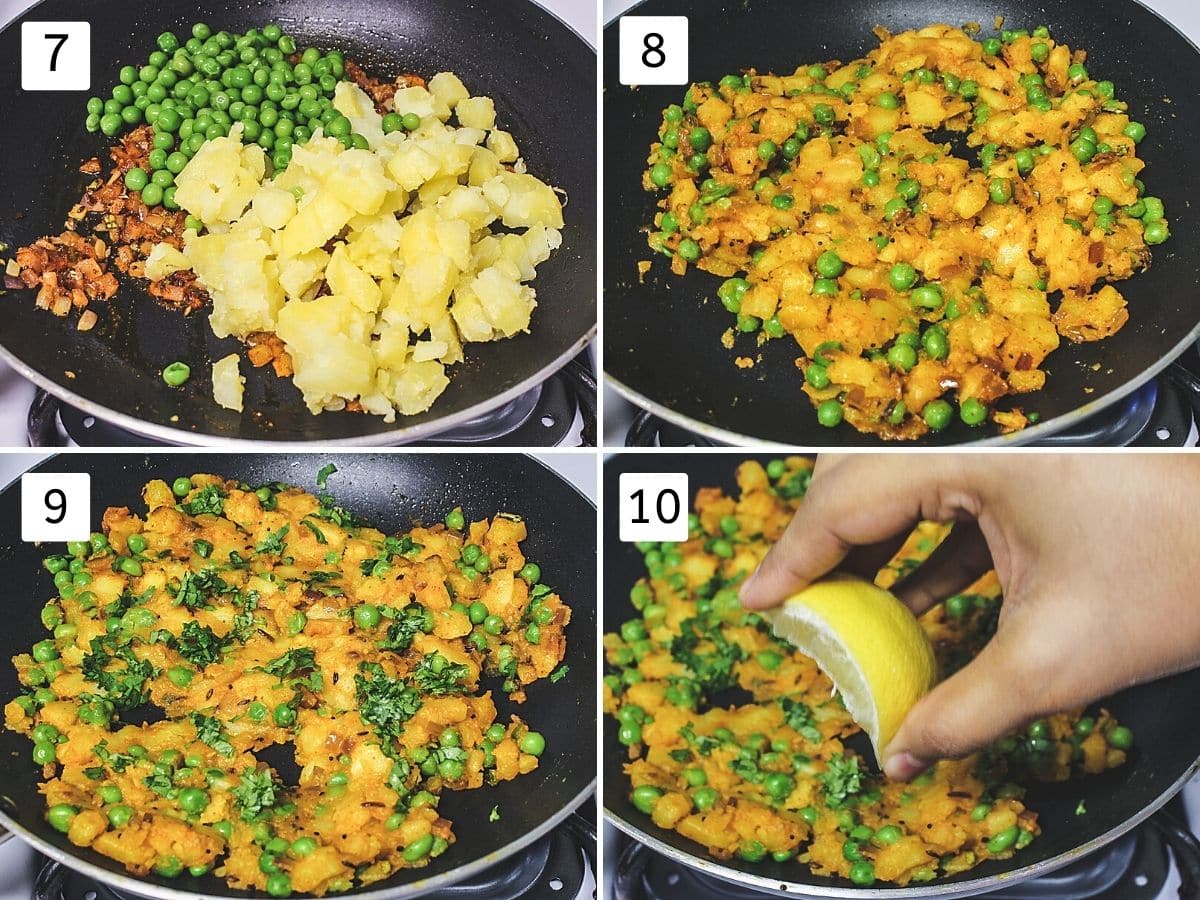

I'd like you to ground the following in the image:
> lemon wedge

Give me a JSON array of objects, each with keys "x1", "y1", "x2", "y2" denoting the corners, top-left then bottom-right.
[{"x1": 762, "y1": 574, "x2": 938, "y2": 758}]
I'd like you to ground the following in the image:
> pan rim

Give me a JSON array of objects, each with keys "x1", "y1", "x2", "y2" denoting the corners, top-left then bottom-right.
[
  {"x1": 603, "y1": 751, "x2": 1200, "y2": 897},
  {"x1": 601, "y1": 0, "x2": 1200, "y2": 448},
  {"x1": 0, "y1": 329, "x2": 594, "y2": 446},
  {"x1": 0, "y1": 451, "x2": 598, "y2": 899},
  {"x1": 0, "y1": 0, "x2": 596, "y2": 446}
]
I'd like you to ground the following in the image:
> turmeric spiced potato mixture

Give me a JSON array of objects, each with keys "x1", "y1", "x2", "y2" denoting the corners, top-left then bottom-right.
[
  {"x1": 6, "y1": 471, "x2": 568, "y2": 896},
  {"x1": 603, "y1": 458, "x2": 1133, "y2": 886},
  {"x1": 643, "y1": 24, "x2": 1169, "y2": 438}
]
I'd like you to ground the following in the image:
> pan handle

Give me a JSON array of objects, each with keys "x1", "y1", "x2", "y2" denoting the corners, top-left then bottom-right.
[
  {"x1": 563, "y1": 811, "x2": 597, "y2": 886},
  {"x1": 1151, "y1": 810, "x2": 1200, "y2": 900}
]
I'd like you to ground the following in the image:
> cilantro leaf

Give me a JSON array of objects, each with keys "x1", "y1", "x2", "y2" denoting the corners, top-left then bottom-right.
[
  {"x1": 316, "y1": 463, "x2": 337, "y2": 490},
  {"x1": 550, "y1": 664, "x2": 570, "y2": 683},
  {"x1": 355, "y1": 662, "x2": 422, "y2": 744},
  {"x1": 819, "y1": 753, "x2": 863, "y2": 809},
  {"x1": 489, "y1": 805, "x2": 500, "y2": 822},
  {"x1": 180, "y1": 484, "x2": 227, "y2": 517},
  {"x1": 172, "y1": 567, "x2": 233, "y2": 611},
  {"x1": 378, "y1": 605, "x2": 430, "y2": 652},
  {"x1": 262, "y1": 648, "x2": 317, "y2": 681},
  {"x1": 174, "y1": 621, "x2": 225, "y2": 668},
  {"x1": 670, "y1": 617, "x2": 745, "y2": 692},
  {"x1": 81, "y1": 636, "x2": 158, "y2": 710},
  {"x1": 232, "y1": 767, "x2": 281, "y2": 821},
  {"x1": 360, "y1": 536, "x2": 422, "y2": 577},
  {"x1": 229, "y1": 591, "x2": 261, "y2": 644},
  {"x1": 412, "y1": 652, "x2": 469, "y2": 696},
  {"x1": 189, "y1": 712, "x2": 235, "y2": 758},
  {"x1": 300, "y1": 519, "x2": 327, "y2": 544},
  {"x1": 780, "y1": 697, "x2": 823, "y2": 744},
  {"x1": 255, "y1": 524, "x2": 290, "y2": 556}
]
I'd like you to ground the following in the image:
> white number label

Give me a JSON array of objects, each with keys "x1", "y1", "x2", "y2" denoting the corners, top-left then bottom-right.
[
  {"x1": 21, "y1": 22, "x2": 91, "y2": 91},
  {"x1": 619, "y1": 473, "x2": 688, "y2": 543},
  {"x1": 21, "y1": 473, "x2": 91, "y2": 542},
  {"x1": 619, "y1": 16, "x2": 688, "y2": 86}
]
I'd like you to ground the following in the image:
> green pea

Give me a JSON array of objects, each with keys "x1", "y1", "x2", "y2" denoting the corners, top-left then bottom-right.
[
  {"x1": 1123, "y1": 121, "x2": 1146, "y2": 144},
  {"x1": 815, "y1": 250, "x2": 844, "y2": 278},
  {"x1": 519, "y1": 731, "x2": 546, "y2": 756},
  {"x1": 692, "y1": 786, "x2": 719, "y2": 811},
  {"x1": 889, "y1": 262, "x2": 918, "y2": 291},
  {"x1": 32, "y1": 640, "x2": 59, "y2": 663},
  {"x1": 817, "y1": 399, "x2": 843, "y2": 428},
  {"x1": 896, "y1": 178, "x2": 921, "y2": 201},
  {"x1": 987, "y1": 825, "x2": 1020, "y2": 854},
  {"x1": 179, "y1": 787, "x2": 209, "y2": 814},
  {"x1": 689, "y1": 127, "x2": 712, "y2": 151},
  {"x1": 1070, "y1": 138, "x2": 1096, "y2": 164},
  {"x1": 960, "y1": 397, "x2": 988, "y2": 426},
  {"x1": 354, "y1": 604, "x2": 381, "y2": 629},
  {"x1": 107, "y1": 804, "x2": 134, "y2": 827},
  {"x1": 1107, "y1": 725, "x2": 1133, "y2": 750},
  {"x1": 764, "y1": 772, "x2": 794, "y2": 800},
  {"x1": 124, "y1": 167, "x2": 150, "y2": 192},
  {"x1": 33, "y1": 741, "x2": 58, "y2": 765},
  {"x1": 812, "y1": 103, "x2": 835, "y2": 125},
  {"x1": 910, "y1": 284, "x2": 944, "y2": 309},
  {"x1": 618, "y1": 721, "x2": 642, "y2": 746},
  {"x1": 273, "y1": 704, "x2": 296, "y2": 726},
  {"x1": 631, "y1": 785, "x2": 662, "y2": 815},
  {"x1": 738, "y1": 840, "x2": 767, "y2": 862},
  {"x1": 887, "y1": 343, "x2": 917, "y2": 372},
  {"x1": 649, "y1": 162, "x2": 672, "y2": 189},
  {"x1": 849, "y1": 860, "x2": 876, "y2": 886},
  {"x1": 922, "y1": 326, "x2": 949, "y2": 360},
  {"x1": 678, "y1": 238, "x2": 701, "y2": 262},
  {"x1": 265, "y1": 873, "x2": 292, "y2": 897},
  {"x1": 923, "y1": 399, "x2": 953, "y2": 431},
  {"x1": 402, "y1": 833, "x2": 435, "y2": 862},
  {"x1": 876, "y1": 91, "x2": 899, "y2": 109},
  {"x1": 47, "y1": 803, "x2": 77, "y2": 833},
  {"x1": 883, "y1": 197, "x2": 908, "y2": 220},
  {"x1": 1144, "y1": 220, "x2": 1169, "y2": 245},
  {"x1": 167, "y1": 666, "x2": 193, "y2": 688},
  {"x1": 246, "y1": 701, "x2": 267, "y2": 723}
]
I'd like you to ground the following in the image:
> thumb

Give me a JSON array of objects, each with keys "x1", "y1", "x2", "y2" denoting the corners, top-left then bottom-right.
[{"x1": 881, "y1": 627, "x2": 1039, "y2": 780}]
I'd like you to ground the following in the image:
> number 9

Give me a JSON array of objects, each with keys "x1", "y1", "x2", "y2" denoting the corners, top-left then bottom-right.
[{"x1": 44, "y1": 488, "x2": 66, "y2": 525}]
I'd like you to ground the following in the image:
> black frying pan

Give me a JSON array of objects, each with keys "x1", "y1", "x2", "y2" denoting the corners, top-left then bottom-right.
[
  {"x1": 0, "y1": 452, "x2": 596, "y2": 899},
  {"x1": 602, "y1": 453, "x2": 1200, "y2": 897},
  {"x1": 0, "y1": 0, "x2": 596, "y2": 445},
  {"x1": 603, "y1": 0, "x2": 1200, "y2": 446}
]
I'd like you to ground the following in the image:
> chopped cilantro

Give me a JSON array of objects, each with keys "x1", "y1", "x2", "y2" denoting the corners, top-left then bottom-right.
[
  {"x1": 300, "y1": 519, "x2": 327, "y2": 544},
  {"x1": 92, "y1": 740, "x2": 135, "y2": 773},
  {"x1": 316, "y1": 463, "x2": 337, "y2": 490},
  {"x1": 412, "y1": 652, "x2": 469, "y2": 695},
  {"x1": 189, "y1": 712, "x2": 235, "y2": 758},
  {"x1": 378, "y1": 605, "x2": 430, "y2": 652},
  {"x1": 819, "y1": 753, "x2": 863, "y2": 808},
  {"x1": 550, "y1": 664, "x2": 570, "y2": 683},
  {"x1": 81, "y1": 635, "x2": 158, "y2": 710},
  {"x1": 355, "y1": 662, "x2": 422, "y2": 744},
  {"x1": 489, "y1": 805, "x2": 500, "y2": 822},
  {"x1": 180, "y1": 484, "x2": 227, "y2": 517},
  {"x1": 255, "y1": 524, "x2": 290, "y2": 556},
  {"x1": 780, "y1": 697, "x2": 822, "y2": 743},
  {"x1": 679, "y1": 723, "x2": 721, "y2": 756},
  {"x1": 172, "y1": 567, "x2": 232, "y2": 610},
  {"x1": 262, "y1": 647, "x2": 317, "y2": 682},
  {"x1": 232, "y1": 766, "x2": 281, "y2": 821},
  {"x1": 174, "y1": 621, "x2": 225, "y2": 669},
  {"x1": 360, "y1": 536, "x2": 423, "y2": 577},
  {"x1": 670, "y1": 617, "x2": 745, "y2": 692}
]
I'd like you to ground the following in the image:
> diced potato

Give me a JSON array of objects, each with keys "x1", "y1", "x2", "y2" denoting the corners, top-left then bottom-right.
[
  {"x1": 456, "y1": 96, "x2": 496, "y2": 130},
  {"x1": 428, "y1": 72, "x2": 470, "y2": 111},
  {"x1": 486, "y1": 129, "x2": 520, "y2": 163},
  {"x1": 212, "y1": 353, "x2": 245, "y2": 412},
  {"x1": 162, "y1": 69, "x2": 561, "y2": 422}
]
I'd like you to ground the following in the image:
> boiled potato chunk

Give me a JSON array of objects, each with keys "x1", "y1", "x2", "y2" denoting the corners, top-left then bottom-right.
[
  {"x1": 211, "y1": 353, "x2": 245, "y2": 412},
  {"x1": 148, "y1": 70, "x2": 562, "y2": 422}
]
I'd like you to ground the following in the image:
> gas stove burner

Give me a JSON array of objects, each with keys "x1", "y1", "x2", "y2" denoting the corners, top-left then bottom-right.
[
  {"x1": 625, "y1": 366, "x2": 1200, "y2": 448},
  {"x1": 35, "y1": 813, "x2": 595, "y2": 900},
  {"x1": 612, "y1": 810, "x2": 1199, "y2": 900},
  {"x1": 27, "y1": 357, "x2": 596, "y2": 448}
]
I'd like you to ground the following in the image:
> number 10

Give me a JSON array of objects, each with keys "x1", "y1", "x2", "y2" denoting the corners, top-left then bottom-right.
[{"x1": 629, "y1": 487, "x2": 680, "y2": 525}]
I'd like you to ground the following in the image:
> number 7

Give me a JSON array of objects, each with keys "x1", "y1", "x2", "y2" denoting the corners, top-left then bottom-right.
[{"x1": 45, "y1": 33, "x2": 68, "y2": 71}]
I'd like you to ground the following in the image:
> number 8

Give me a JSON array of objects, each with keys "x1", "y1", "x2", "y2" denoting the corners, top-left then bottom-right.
[{"x1": 642, "y1": 31, "x2": 666, "y2": 69}]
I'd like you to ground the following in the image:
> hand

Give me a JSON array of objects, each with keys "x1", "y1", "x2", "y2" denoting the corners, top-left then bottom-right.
[{"x1": 739, "y1": 454, "x2": 1200, "y2": 780}]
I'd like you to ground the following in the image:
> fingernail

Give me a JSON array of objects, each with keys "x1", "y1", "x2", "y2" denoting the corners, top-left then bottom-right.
[{"x1": 883, "y1": 751, "x2": 928, "y2": 781}]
